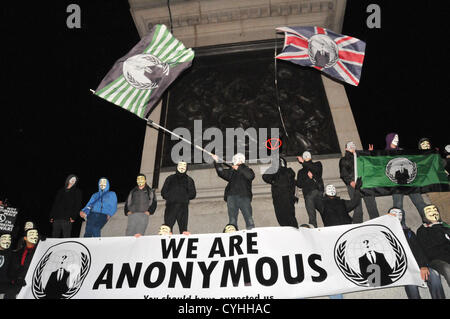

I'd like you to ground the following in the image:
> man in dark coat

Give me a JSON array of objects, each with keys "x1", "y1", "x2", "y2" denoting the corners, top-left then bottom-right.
[
  {"x1": 296, "y1": 151, "x2": 324, "y2": 228},
  {"x1": 313, "y1": 181, "x2": 361, "y2": 227},
  {"x1": 212, "y1": 153, "x2": 256, "y2": 230},
  {"x1": 4, "y1": 228, "x2": 40, "y2": 299},
  {"x1": 0, "y1": 233, "x2": 13, "y2": 296},
  {"x1": 262, "y1": 156, "x2": 298, "y2": 227},
  {"x1": 358, "y1": 246, "x2": 393, "y2": 286},
  {"x1": 124, "y1": 174, "x2": 157, "y2": 236},
  {"x1": 339, "y1": 141, "x2": 379, "y2": 223},
  {"x1": 161, "y1": 162, "x2": 196, "y2": 234},
  {"x1": 388, "y1": 207, "x2": 445, "y2": 299},
  {"x1": 49, "y1": 174, "x2": 82, "y2": 238},
  {"x1": 416, "y1": 204, "x2": 450, "y2": 286}
]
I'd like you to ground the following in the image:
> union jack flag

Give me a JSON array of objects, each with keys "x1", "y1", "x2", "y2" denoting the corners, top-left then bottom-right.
[{"x1": 276, "y1": 26, "x2": 366, "y2": 86}]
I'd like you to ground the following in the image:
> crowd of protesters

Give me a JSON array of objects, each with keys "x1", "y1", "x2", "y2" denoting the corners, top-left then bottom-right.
[{"x1": 0, "y1": 134, "x2": 449, "y2": 299}]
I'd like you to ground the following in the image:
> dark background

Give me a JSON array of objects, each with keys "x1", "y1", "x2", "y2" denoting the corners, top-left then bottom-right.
[{"x1": 0, "y1": 0, "x2": 447, "y2": 237}]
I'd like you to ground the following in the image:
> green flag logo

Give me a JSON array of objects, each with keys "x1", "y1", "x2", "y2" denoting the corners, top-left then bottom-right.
[
  {"x1": 122, "y1": 54, "x2": 169, "y2": 90},
  {"x1": 385, "y1": 157, "x2": 417, "y2": 185}
]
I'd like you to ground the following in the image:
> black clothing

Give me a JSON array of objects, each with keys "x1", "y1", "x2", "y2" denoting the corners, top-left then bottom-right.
[
  {"x1": 403, "y1": 228, "x2": 429, "y2": 268},
  {"x1": 314, "y1": 192, "x2": 361, "y2": 227},
  {"x1": 0, "y1": 249, "x2": 12, "y2": 285},
  {"x1": 161, "y1": 172, "x2": 196, "y2": 234},
  {"x1": 161, "y1": 172, "x2": 196, "y2": 204},
  {"x1": 214, "y1": 162, "x2": 255, "y2": 201},
  {"x1": 5, "y1": 244, "x2": 36, "y2": 298},
  {"x1": 124, "y1": 185, "x2": 157, "y2": 216},
  {"x1": 339, "y1": 151, "x2": 355, "y2": 186},
  {"x1": 164, "y1": 203, "x2": 189, "y2": 234},
  {"x1": 416, "y1": 223, "x2": 450, "y2": 264},
  {"x1": 262, "y1": 166, "x2": 298, "y2": 227},
  {"x1": 43, "y1": 268, "x2": 70, "y2": 299},
  {"x1": 296, "y1": 161, "x2": 324, "y2": 196},
  {"x1": 50, "y1": 175, "x2": 82, "y2": 221}
]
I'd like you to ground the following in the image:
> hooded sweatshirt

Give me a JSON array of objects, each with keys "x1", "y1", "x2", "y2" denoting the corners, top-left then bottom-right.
[
  {"x1": 385, "y1": 133, "x2": 399, "y2": 150},
  {"x1": 81, "y1": 178, "x2": 117, "y2": 217},
  {"x1": 49, "y1": 174, "x2": 83, "y2": 220}
]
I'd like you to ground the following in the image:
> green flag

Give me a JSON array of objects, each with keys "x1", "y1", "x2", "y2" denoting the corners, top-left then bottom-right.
[
  {"x1": 94, "y1": 24, "x2": 194, "y2": 119},
  {"x1": 356, "y1": 150, "x2": 449, "y2": 196}
]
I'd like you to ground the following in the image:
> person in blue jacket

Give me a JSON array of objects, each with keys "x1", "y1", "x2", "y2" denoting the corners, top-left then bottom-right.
[{"x1": 80, "y1": 178, "x2": 117, "y2": 237}]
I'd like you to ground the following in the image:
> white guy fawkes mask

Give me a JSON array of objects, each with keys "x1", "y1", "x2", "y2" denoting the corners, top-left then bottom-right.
[
  {"x1": 177, "y1": 162, "x2": 187, "y2": 174},
  {"x1": 392, "y1": 134, "x2": 399, "y2": 147},
  {"x1": 419, "y1": 140, "x2": 431, "y2": 150},
  {"x1": 68, "y1": 177, "x2": 77, "y2": 188},
  {"x1": 26, "y1": 229, "x2": 39, "y2": 245},
  {"x1": 158, "y1": 225, "x2": 172, "y2": 235},
  {"x1": 99, "y1": 178, "x2": 107, "y2": 191},
  {"x1": 137, "y1": 176, "x2": 146, "y2": 188},
  {"x1": 424, "y1": 205, "x2": 440, "y2": 223},
  {"x1": 388, "y1": 208, "x2": 403, "y2": 223},
  {"x1": 0, "y1": 234, "x2": 11, "y2": 249},
  {"x1": 325, "y1": 185, "x2": 336, "y2": 197},
  {"x1": 24, "y1": 221, "x2": 35, "y2": 232}
]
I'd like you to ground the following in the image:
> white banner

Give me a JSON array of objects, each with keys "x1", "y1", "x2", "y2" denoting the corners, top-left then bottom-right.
[{"x1": 18, "y1": 215, "x2": 425, "y2": 299}]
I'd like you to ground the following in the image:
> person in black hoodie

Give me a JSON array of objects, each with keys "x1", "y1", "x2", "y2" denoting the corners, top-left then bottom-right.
[
  {"x1": 0, "y1": 233, "x2": 13, "y2": 296},
  {"x1": 49, "y1": 174, "x2": 82, "y2": 238},
  {"x1": 262, "y1": 156, "x2": 298, "y2": 228},
  {"x1": 387, "y1": 207, "x2": 445, "y2": 299},
  {"x1": 339, "y1": 142, "x2": 379, "y2": 223},
  {"x1": 4, "y1": 228, "x2": 40, "y2": 299},
  {"x1": 314, "y1": 182, "x2": 361, "y2": 227},
  {"x1": 212, "y1": 153, "x2": 256, "y2": 230},
  {"x1": 296, "y1": 151, "x2": 324, "y2": 228},
  {"x1": 124, "y1": 174, "x2": 157, "y2": 236},
  {"x1": 161, "y1": 162, "x2": 196, "y2": 234},
  {"x1": 416, "y1": 204, "x2": 450, "y2": 287}
]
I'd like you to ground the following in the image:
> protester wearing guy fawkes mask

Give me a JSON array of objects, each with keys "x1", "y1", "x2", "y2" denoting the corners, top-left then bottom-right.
[
  {"x1": 339, "y1": 142, "x2": 380, "y2": 223},
  {"x1": 383, "y1": 133, "x2": 428, "y2": 220},
  {"x1": 49, "y1": 174, "x2": 83, "y2": 238},
  {"x1": 313, "y1": 181, "x2": 362, "y2": 227},
  {"x1": 416, "y1": 205, "x2": 450, "y2": 287},
  {"x1": 4, "y1": 228, "x2": 40, "y2": 299},
  {"x1": 388, "y1": 208, "x2": 446, "y2": 299},
  {"x1": 212, "y1": 153, "x2": 256, "y2": 230},
  {"x1": 296, "y1": 151, "x2": 324, "y2": 228},
  {"x1": 161, "y1": 162, "x2": 196, "y2": 234},
  {"x1": 0, "y1": 234, "x2": 13, "y2": 296},
  {"x1": 80, "y1": 178, "x2": 117, "y2": 238},
  {"x1": 262, "y1": 156, "x2": 298, "y2": 228},
  {"x1": 124, "y1": 174, "x2": 157, "y2": 237}
]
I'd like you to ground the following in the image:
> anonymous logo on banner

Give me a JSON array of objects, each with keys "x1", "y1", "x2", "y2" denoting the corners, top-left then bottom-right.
[
  {"x1": 385, "y1": 157, "x2": 417, "y2": 184},
  {"x1": 308, "y1": 34, "x2": 339, "y2": 68},
  {"x1": 122, "y1": 54, "x2": 170, "y2": 90},
  {"x1": 32, "y1": 242, "x2": 91, "y2": 299},
  {"x1": 334, "y1": 225, "x2": 407, "y2": 287}
]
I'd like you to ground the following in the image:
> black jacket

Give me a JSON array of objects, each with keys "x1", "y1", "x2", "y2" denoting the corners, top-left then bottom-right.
[
  {"x1": 403, "y1": 228, "x2": 429, "y2": 268},
  {"x1": 262, "y1": 167, "x2": 296, "y2": 201},
  {"x1": 0, "y1": 249, "x2": 12, "y2": 284},
  {"x1": 416, "y1": 223, "x2": 450, "y2": 264},
  {"x1": 124, "y1": 185, "x2": 157, "y2": 216},
  {"x1": 339, "y1": 151, "x2": 355, "y2": 186},
  {"x1": 296, "y1": 161, "x2": 324, "y2": 196},
  {"x1": 314, "y1": 192, "x2": 361, "y2": 227},
  {"x1": 214, "y1": 162, "x2": 255, "y2": 201},
  {"x1": 8, "y1": 245, "x2": 37, "y2": 286},
  {"x1": 50, "y1": 175, "x2": 82, "y2": 220},
  {"x1": 161, "y1": 172, "x2": 196, "y2": 204}
]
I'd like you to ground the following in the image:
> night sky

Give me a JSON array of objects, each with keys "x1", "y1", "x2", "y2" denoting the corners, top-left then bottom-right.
[{"x1": 1, "y1": 0, "x2": 447, "y2": 236}]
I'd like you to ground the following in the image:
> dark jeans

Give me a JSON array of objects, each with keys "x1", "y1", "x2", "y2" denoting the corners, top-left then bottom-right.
[
  {"x1": 227, "y1": 195, "x2": 255, "y2": 230},
  {"x1": 347, "y1": 185, "x2": 379, "y2": 223},
  {"x1": 304, "y1": 189, "x2": 321, "y2": 228},
  {"x1": 404, "y1": 267, "x2": 446, "y2": 299},
  {"x1": 392, "y1": 193, "x2": 427, "y2": 219},
  {"x1": 164, "y1": 203, "x2": 189, "y2": 234},
  {"x1": 273, "y1": 194, "x2": 298, "y2": 228},
  {"x1": 84, "y1": 212, "x2": 108, "y2": 237},
  {"x1": 429, "y1": 259, "x2": 450, "y2": 287},
  {"x1": 52, "y1": 219, "x2": 73, "y2": 238}
]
